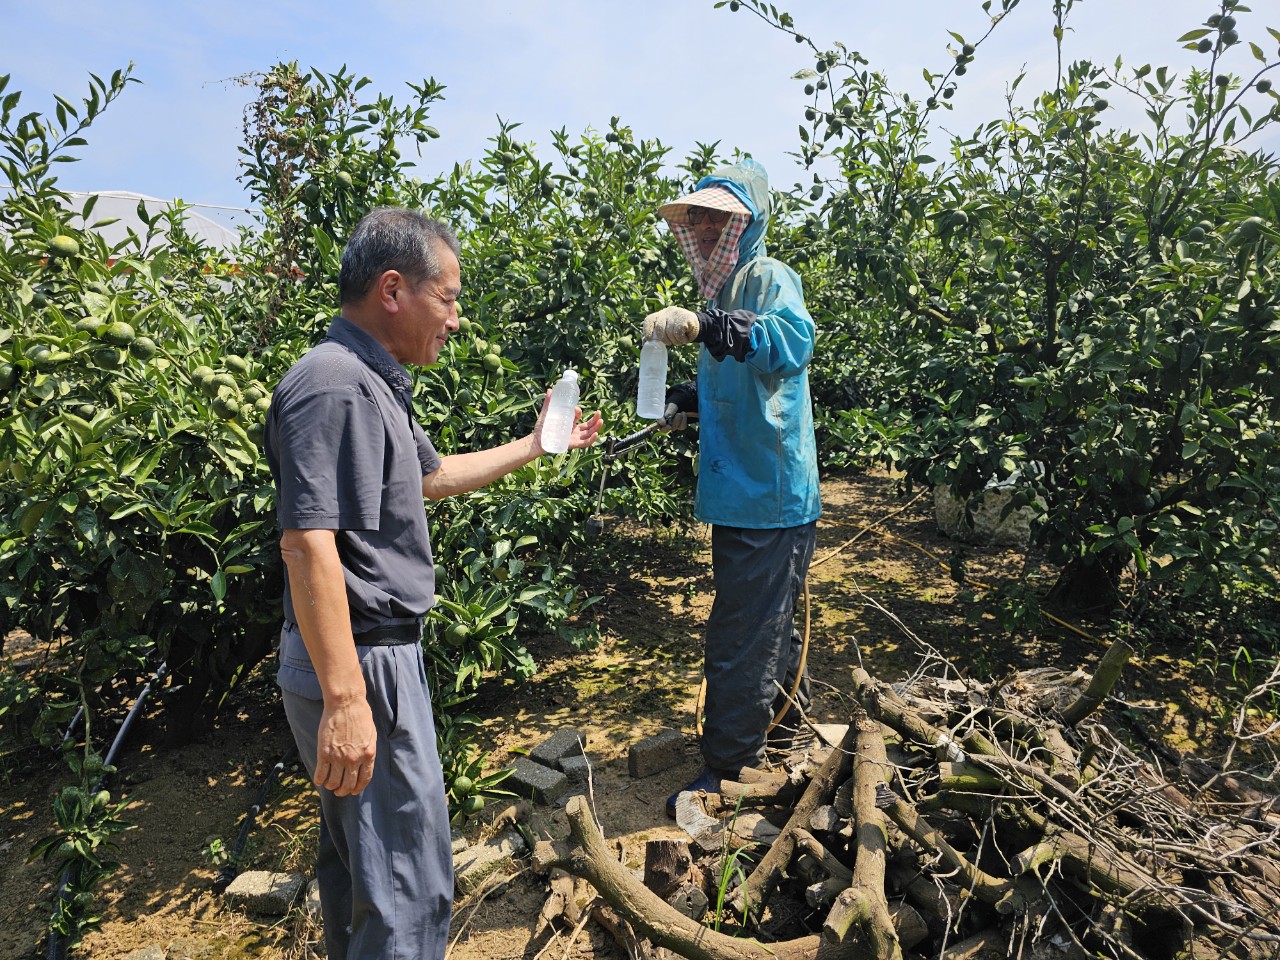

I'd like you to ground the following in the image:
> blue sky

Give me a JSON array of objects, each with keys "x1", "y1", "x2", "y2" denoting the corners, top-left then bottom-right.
[{"x1": 5, "y1": 1, "x2": 1278, "y2": 229}]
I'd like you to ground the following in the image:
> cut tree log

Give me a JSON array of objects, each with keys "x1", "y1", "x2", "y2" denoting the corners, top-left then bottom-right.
[
  {"x1": 821, "y1": 712, "x2": 901, "y2": 959},
  {"x1": 536, "y1": 795, "x2": 846, "y2": 960},
  {"x1": 734, "y1": 720, "x2": 860, "y2": 920}
]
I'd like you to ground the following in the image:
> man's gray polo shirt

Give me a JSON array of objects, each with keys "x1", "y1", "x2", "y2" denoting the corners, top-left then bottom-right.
[{"x1": 265, "y1": 316, "x2": 441, "y2": 696}]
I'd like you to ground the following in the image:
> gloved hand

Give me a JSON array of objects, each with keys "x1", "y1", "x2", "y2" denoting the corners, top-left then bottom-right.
[
  {"x1": 656, "y1": 402, "x2": 688, "y2": 433},
  {"x1": 643, "y1": 306, "x2": 699, "y2": 346}
]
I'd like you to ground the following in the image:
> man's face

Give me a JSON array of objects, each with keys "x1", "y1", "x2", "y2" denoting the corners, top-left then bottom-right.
[
  {"x1": 400, "y1": 245, "x2": 461, "y2": 366},
  {"x1": 690, "y1": 207, "x2": 730, "y2": 261}
]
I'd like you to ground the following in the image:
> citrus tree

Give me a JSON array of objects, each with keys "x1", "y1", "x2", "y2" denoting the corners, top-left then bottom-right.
[
  {"x1": 738, "y1": 0, "x2": 1280, "y2": 611},
  {"x1": 0, "y1": 56, "x2": 737, "y2": 942}
]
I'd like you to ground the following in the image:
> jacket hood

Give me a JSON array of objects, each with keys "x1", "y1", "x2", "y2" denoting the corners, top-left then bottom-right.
[{"x1": 694, "y1": 157, "x2": 770, "y2": 264}]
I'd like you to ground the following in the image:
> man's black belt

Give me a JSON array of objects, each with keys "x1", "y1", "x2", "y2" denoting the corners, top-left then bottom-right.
[{"x1": 354, "y1": 622, "x2": 423, "y2": 646}]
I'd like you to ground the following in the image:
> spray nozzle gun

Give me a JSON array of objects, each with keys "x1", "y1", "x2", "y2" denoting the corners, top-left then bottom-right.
[{"x1": 585, "y1": 422, "x2": 663, "y2": 538}]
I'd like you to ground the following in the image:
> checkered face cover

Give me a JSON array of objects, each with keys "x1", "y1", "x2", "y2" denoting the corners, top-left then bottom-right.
[{"x1": 670, "y1": 215, "x2": 748, "y2": 301}]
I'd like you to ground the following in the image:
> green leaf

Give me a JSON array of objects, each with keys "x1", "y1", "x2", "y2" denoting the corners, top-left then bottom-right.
[
  {"x1": 211, "y1": 570, "x2": 227, "y2": 602},
  {"x1": 1177, "y1": 28, "x2": 1212, "y2": 41}
]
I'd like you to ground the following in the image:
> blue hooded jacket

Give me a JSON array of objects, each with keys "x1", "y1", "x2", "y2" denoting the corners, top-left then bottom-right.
[{"x1": 692, "y1": 159, "x2": 821, "y2": 529}]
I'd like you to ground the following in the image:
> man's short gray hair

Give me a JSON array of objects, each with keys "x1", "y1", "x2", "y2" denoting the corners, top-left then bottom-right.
[{"x1": 339, "y1": 208, "x2": 460, "y2": 304}]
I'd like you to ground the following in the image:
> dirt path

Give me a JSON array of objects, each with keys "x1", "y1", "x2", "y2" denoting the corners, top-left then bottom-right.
[{"x1": 0, "y1": 472, "x2": 1147, "y2": 959}]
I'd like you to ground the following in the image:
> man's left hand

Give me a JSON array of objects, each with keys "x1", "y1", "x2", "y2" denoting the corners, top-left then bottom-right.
[
  {"x1": 643, "y1": 306, "x2": 699, "y2": 346},
  {"x1": 568, "y1": 408, "x2": 604, "y2": 448}
]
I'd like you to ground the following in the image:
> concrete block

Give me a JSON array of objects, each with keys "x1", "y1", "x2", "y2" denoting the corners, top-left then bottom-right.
[
  {"x1": 453, "y1": 828, "x2": 528, "y2": 896},
  {"x1": 629, "y1": 729, "x2": 687, "y2": 779},
  {"x1": 223, "y1": 870, "x2": 306, "y2": 915},
  {"x1": 165, "y1": 939, "x2": 215, "y2": 960},
  {"x1": 508, "y1": 756, "x2": 570, "y2": 805},
  {"x1": 559, "y1": 752, "x2": 591, "y2": 785},
  {"x1": 303, "y1": 878, "x2": 322, "y2": 918},
  {"x1": 528, "y1": 728, "x2": 587, "y2": 769}
]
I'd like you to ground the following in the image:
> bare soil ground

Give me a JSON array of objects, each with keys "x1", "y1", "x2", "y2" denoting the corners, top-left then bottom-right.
[{"x1": 0, "y1": 471, "x2": 1256, "y2": 960}]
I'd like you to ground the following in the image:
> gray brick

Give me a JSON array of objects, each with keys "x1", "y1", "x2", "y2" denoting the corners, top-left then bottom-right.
[
  {"x1": 223, "y1": 870, "x2": 306, "y2": 915},
  {"x1": 453, "y1": 828, "x2": 528, "y2": 896},
  {"x1": 629, "y1": 729, "x2": 687, "y2": 779},
  {"x1": 507, "y1": 756, "x2": 570, "y2": 805},
  {"x1": 559, "y1": 752, "x2": 591, "y2": 785},
  {"x1": 528, "y1": 729, "x2": 587, "y2": 769}
]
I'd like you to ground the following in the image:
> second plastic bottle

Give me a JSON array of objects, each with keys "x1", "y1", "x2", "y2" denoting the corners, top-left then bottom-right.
[
  {"x1": 541, "y1": 369, "x2": 580, "y2": 454},
  {"x1": 636, "y1": 338, "x2": 668, "y2": 420}
]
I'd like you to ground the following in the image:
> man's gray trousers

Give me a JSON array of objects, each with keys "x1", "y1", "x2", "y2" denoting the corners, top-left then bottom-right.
[
  {"x1": 702, "y1": 521, "x2": 817, "y2": 774},
  {"x1": 282, "y1": 639, "x2": 453, "y2": 960}
]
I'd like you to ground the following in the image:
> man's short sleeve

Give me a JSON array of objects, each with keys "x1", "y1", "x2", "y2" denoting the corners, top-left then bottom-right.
[
  {"x1": 273, "y1": 387, "x2": 385, "y2": 530},
  {"x1": 411, "y1": 418, "x2": 442, "y2": 476}
]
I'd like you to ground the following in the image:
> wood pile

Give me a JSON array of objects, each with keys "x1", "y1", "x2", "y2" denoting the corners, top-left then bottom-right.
[{"x1": 534, "y1": 641, "x2": 1280, "y2": 959}]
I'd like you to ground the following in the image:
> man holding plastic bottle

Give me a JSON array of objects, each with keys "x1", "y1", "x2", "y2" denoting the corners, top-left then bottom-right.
[
  {"x1": 265, "y1": 207, "x2": 600, "y2": 959},
  {"x1": 642, "y1": 158, "x2": 821, "y2": 817}
]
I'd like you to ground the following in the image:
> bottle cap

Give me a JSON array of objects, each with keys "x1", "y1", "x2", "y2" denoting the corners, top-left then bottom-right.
[{"x1": 562, "y1": 369, "x2": 578, "y2": 382}]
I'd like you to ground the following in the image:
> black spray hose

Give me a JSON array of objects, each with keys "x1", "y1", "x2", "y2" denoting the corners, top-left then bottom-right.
[
  {"x1": 47, "y1": 661, "x2": 168, "y2": 960},
  {"x1": 213, "y1": 746, "x2": 297, "y2": 894}
]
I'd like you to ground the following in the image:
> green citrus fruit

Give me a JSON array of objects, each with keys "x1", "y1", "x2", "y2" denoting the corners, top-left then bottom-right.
[
  {"x1": 102, "y1": 321, "x2": 136, "y2": 346},
  {"x1": 452, "y1": 775, "x2": 475, "y2": 796},
  {"x1": 224, "y1": 354, "x2": 249, "y2": 375},
  {"x1": 74, "y1": 318, "x2": 101, "y2": 334},
  {"x1": 247, "y1": 422, "x2": 265, "y2": 443},
  {"x1": 212, "y1": 396, "x2": 240, "y2": 419},
  {"x1": 1258, "y1": 80, "x2": 1272, "y2": 94},
  {"x1": 254, "y1": 397, "x2": 272, "y2": 416},
  {"x1": 130, "y1": 336, "x2": 157, "y2": 360},
  {"x1": 74, "y1": 404, "x2": 96, "y2": 420},
  {"x1": 192, "y1": 365, "x2": 215, "y2": 380},
  {"x1": 94, "y1": 347, "x2": 125, "y2": 369},
  {"x1": 457, "y1": 317, "x2": 473, "y2": 335},
  {"x1": 336, "y1": 171, "x2": 354, "y2": 188},
  {"x1": 0, "y1": 363, "x2": 16, "y2": 391},
  {"x1": 482, "y1": 353, "x2": 502, "y2": 373},
  {"x1": 200, "y1": 375, "x2": 221, "y2": 399},
  {"x1": 461, "y1": 795, "x2": 484, "y2": 815},
  {"x1": 444, "y1": 622, "x2": 471, "y2": 647},
  {"x1": 24, "y1": 344, "x2": 53, "y2": 367},
  {"x1": 48, "y1": 235, "x2": 80, "y2": 258}
]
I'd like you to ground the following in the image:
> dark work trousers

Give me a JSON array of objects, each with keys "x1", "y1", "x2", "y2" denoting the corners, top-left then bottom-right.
[
  {"x1": 702, "y1": 521, "x2": 817, "y2": 774},
  {"x1": 282, "y1": 641, "x2": 453, "y2": 960}
]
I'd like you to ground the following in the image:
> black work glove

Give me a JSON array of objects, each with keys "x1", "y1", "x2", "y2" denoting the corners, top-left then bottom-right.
[
  {"x1": 659, "y1": 381, "x2": 698, "y2": 433},
  {"x1": 696, "y1": 307, "x2": 757, "y2": 362}
]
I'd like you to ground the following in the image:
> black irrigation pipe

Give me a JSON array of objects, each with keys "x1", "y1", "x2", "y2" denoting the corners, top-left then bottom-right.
[
  {"x1": 47, "y1": 661, "x2": 168, "y2": 960},
  {"x1": 212, "y1": 746, "x2": 297, "y2": 894}
]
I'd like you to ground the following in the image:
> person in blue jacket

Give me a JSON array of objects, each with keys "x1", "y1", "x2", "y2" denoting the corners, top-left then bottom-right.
[{"x1": 643, "y1": 157, "x2": 822, "y2": 816}]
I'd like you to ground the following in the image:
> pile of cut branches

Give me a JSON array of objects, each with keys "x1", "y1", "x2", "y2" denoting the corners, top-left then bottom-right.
[{"x1": 534, "y1": 641, "x2": 1280, "y2": 959}]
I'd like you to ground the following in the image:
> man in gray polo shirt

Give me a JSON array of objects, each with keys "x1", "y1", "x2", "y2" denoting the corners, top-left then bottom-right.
[{"x1": 265, "y1": 207, "x2": 601, "y2": 960}]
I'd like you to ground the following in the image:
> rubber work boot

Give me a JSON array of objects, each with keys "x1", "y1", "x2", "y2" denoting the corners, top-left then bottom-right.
[{"x1": 666, "y1": 766, "x2": 737, "y2": 819}]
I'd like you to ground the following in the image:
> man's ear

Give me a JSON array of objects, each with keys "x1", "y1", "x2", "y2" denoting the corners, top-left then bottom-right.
[{"x1": 377, "y1": 270, "x2": 404, "y2": 310}]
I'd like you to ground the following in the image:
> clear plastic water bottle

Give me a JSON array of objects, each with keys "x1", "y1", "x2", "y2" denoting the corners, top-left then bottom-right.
[
  {"x1": 636, "y1": 339, "x2": 668, "y2": 420},
  {"x1": 541, "y1": 369, "x2": 579, "y2": 454}
]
